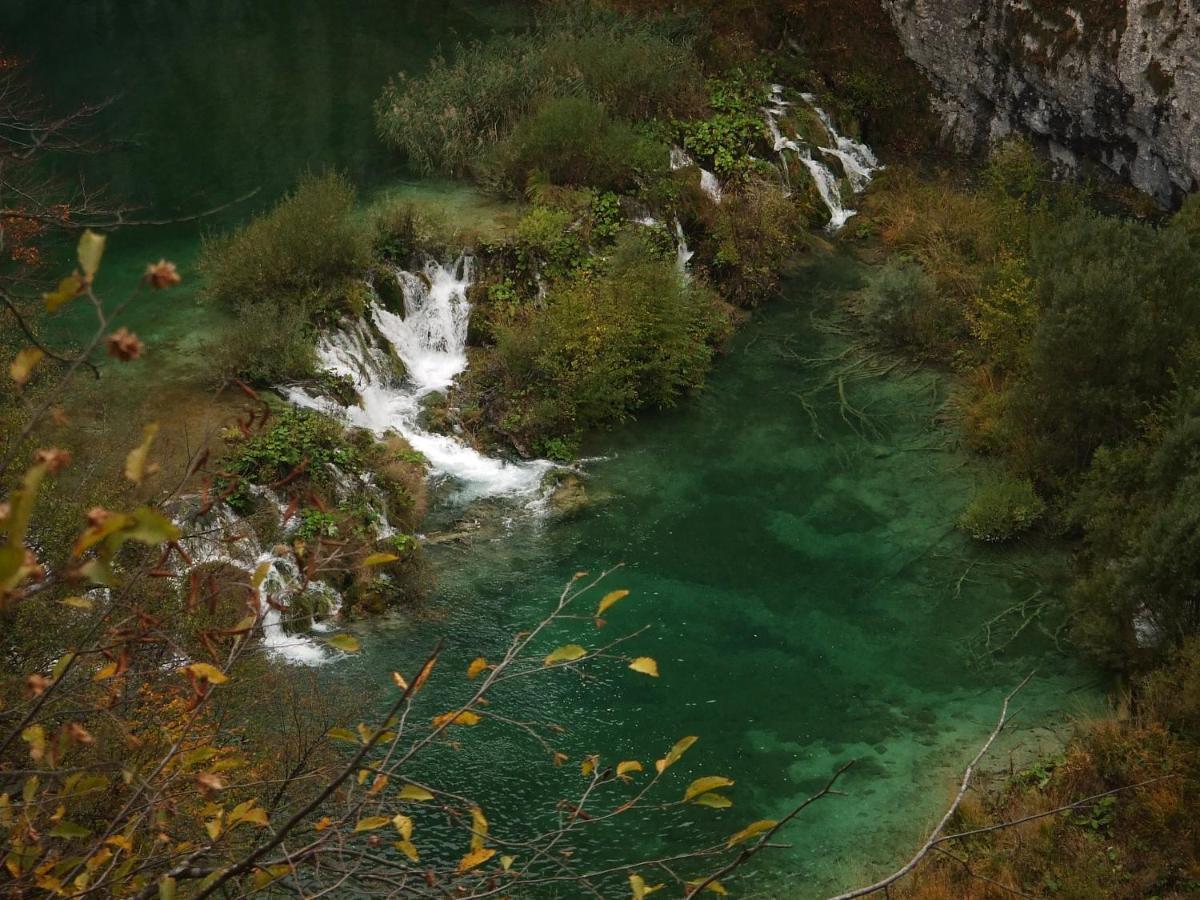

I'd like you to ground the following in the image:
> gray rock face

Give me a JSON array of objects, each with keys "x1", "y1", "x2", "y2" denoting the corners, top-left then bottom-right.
[{"x1": 882, "y1": 0, "x2": 1200, "y2": 207}]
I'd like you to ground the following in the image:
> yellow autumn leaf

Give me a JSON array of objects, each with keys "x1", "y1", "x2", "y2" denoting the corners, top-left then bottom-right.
[
  {"x1": 397, "y1": 784, "x2": 434, "y2": 802},
  {"x1": 313, "y1": 816, "x2": 332, "y2": 831},
  {"x1": 42, "y1": 274, "x2": 85, "y2": 313},
  {"x1": 469, "y1": 807, "x2": 488, "y2": 852},
  {"x1": 60, "y1": 596, "x2": 94, "y2": 611},
  {"x1": 10, "y1": 348, "x2": 44, "y2": 387},
  {"x1": 362, "y1": 552, "x2": 399, "y2": 567},
  {"x1": 595, "y1": 588, "x2": 630, "y2": 617},
  {"x1": 686, "y1": 879, "x2": 729, "y2": 895},
  {"x1": 629, "y1": 873, "x2": 666, "y2": 899},
  {"x1": 628, "y1": 657, "x2": 659, "y2": 677},
  {"x1": 124, "y1": 423, "x2": 159, "y2": 484},
  {"x1": 543, "y1": 644, "x2": 587, "y2": 666},
  {"x1": 392, "y1": 814, "x2": 413, "y2": 840},
  {"x1": 395, "y1": 839, "x2": 419, "y2": 862},
  {"x1": 726, "y1": 818, "x2": 778, "y2": 847},
  {"x1": 689, "y1": 792, "x2": 732, "y2": 808},
  {"x1": 581, "y1": 755, "x2": 598, "y2": 777},
  {"x1": 93, "y1": 662, "x2": 119, "y2": 682},
  {"x1": 354, "y1": 816, "x2": 390, "y2": 832},
  {"x1": 616, "y1": 760, "x2": 643, "y2": 778},
  {"x1": 251, "y1": 865, "x2": 290, "y2": 890},
  {"x1": 431, "y1": 710, "x2": 481, "y2": 728},
  {"x1": 655, "y1": 735, "x2": 698, "y2": 773},
  {"x1": 466, "y1": 657, "x2": 488, "y2": 679},
  {"x1": 392, "y1": 671, "x2": 408, "y2": 690},
  {"x1": 684, "y1": 776, "x2": 734, "y2": 802},
  {"x1": 77, "y1": 230, "x2": 106, "y2": 280},
  {"x1": 182, "y1": 663, "x2": 228, "y2": 685},
  {"x1": 457, "y1": 847, "x2": 496, "y2": 874},
  {"x1": 326, "y1": 634, "x2": 361, "y2": 653}
]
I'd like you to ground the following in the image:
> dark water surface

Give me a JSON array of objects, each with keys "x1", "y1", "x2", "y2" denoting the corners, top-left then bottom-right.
[{"x1": 5, "y1": 5, "x2": 1100, "y2": 895}]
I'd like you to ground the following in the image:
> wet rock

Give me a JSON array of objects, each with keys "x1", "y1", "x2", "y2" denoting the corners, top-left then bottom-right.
[
  {"x1": 883, "y1": 0, "x2": 1200, "y2": 207},
  {"x1": 548, "y1": 474, "x2": 589, "y2": 519}
]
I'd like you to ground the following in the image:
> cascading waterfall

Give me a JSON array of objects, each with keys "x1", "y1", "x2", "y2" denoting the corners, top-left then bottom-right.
[
  {"x1": 763, "y1": 84, "x2": 881, "y2": 231},
  {"x1": 285, "y1": 257, "x2": 553, "y2": 502},
  {"x1": 670, "y1": 146, "x2": 723, "y2": 204},
  {"x1": 181, "y1": 500, "x2": 344, "y2": 666}
]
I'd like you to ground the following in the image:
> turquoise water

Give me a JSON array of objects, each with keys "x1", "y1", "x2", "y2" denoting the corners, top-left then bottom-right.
[
  {"x1": 330, "y1": 253, "x2": 1099, "y2": 896},
  {"x1": 6, "y1": 5, "x2": 1101, "y2": 895}
]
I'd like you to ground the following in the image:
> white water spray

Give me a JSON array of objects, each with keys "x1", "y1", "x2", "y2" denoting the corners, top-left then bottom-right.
[
  {"x1": 285, "y1": 257, "x2": 553, "y2": 502},
  {"x1": 763, "y1": 85, "x2": 881, "y2": 231},
  {"x1": 671, "y1": 146, "x2": 723, "y2": 204}
]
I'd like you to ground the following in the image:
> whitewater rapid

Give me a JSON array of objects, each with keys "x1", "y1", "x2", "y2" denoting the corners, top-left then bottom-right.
[{"x1": 285, "y1": 257, "x2": 553, "y2": 502}]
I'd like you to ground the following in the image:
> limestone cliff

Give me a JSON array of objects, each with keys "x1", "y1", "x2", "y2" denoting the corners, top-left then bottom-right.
[{"x1": 882, "y1": 0, "x2": 1199, "y2": 207}]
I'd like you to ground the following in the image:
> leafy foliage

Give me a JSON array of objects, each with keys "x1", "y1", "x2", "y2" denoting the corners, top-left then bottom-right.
[
  {"x1": 374, "y1": 3, "x2": 704, "y2": 177},
  {"x1": 201, "y1": 172, "x2": 371, "y2": 382},
  {"x1": 958, "y1": 473, "x2": 1045, "y2": 543}
]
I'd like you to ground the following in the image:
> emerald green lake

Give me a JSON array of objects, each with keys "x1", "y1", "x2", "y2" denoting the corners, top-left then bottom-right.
[{"x1": 5, "y1": 4, "x2": 1100, "y2": 895}]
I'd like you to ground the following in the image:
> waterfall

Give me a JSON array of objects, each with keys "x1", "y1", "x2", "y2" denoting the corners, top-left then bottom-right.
[
  {"x1": 674, "y1": 219, "x2": 695, "y2": 277},
  {"x1": 671, "y1": 146, "x2": 723, "y2": 204},
  {"x1": 763, "y1": 85, "x2": 881, "y2": 232},
  {"x1": 285, "y1": 257, "x2": 553, "y2": 502},
  {"x1": 181, "y1": 501, "x2": 344, "y2": 666}
]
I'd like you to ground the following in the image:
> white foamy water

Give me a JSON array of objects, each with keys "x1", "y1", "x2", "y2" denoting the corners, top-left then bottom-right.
[
  {"x1": 763, "y1": 84, "x2": 881, "y2": 231},
  {"x1": 285, "y1": 257, "x2": 553, "y2": 502},
  {"x1": 671, "y1": 145, "x2": 723, "y2": 204}
]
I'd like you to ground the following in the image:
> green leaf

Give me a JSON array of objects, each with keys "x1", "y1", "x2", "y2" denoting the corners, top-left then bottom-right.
[
  {"x1": 326, "y1": 634, "x2": 361, "y2": 654},
  {"x1": 327, "y1": 727, "x2": 360, "y2": 744},
  {"x1": 362, "y1": 552, "x2": 399, "y2": 567},
  {"x1": 77, "y1": 230, "x2": 106, "y2": 280},
  {"x1": 49, "y1": 821, "x2": 91, "y2": 839}
]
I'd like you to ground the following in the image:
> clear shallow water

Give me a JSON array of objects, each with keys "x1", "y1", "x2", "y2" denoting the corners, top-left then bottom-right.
[{"x1": 330, "y1": 252, "x2": 1101, "y2": 896}]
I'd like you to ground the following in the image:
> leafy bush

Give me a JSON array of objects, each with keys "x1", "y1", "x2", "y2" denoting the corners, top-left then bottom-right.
[
  {"x1": 858, "y1": 256, "x2": 941, "y2": 350},
  {"x1": 458, "y1": 232, "x2": 732, "y2": 447},
  {"x1": 965, "y1": 251, "x2": 1039, "y2": 372},
  {"x1": 483, "y1": 97, "x2": 667, "y2": 195},
  {"x1": 202, "y1": 173, "x2": 371, "y2": 382},
  {"x1": 1018, "y1": 214, "x2": 1200, "y2": 474},
  {"x1": 201, "y1": 172, "x2": 370, "y2": 317},
  {"x1": 678, "y1": 69, "x2": 769, "y2": 177},
  {"x1": 374, "y1": 4, "x2": 703, "y2": 176},
  {"x1": 707, "y1": 179, "x2": 808, "y2": 305},
  {"x1": 958, "y1": 473, "x2": 1045, "y2": 542}
]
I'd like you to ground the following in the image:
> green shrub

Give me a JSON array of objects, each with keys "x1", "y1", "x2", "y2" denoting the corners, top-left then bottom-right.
[
  {"x1": 983, "y1": 136, "x2": 1050, "y2": 202},
  {"x1": 484, "y1": 97, "x2": 667, "y2": 196},
  {"x1": 201, "y1": 172, "x2": 370, "y2": 317},
  {"x1": 202, "y1": 173, "x2": 371, "y2": 382},
  {"x1": 958, "y1": 474, "x2": 1045, "y2": 542},
  {"x1": 374, "y1": 4, "x2": 703, "y2": 177},
  {"x1": 858, "y1": 256, "x2": 942, "y2": 349},
  {"x1": 1018, "y1": 214, "x2": 1200, "y2": 474},
  {"x1": 707, "y1": 179, "x2": 808, "y2": 306}
]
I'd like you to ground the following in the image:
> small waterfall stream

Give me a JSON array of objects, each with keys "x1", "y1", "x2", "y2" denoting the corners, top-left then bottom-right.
[
  {"x1": 764, "y1": 84, "x2": 881, "y2": 231},
  {"x1": 285, "y1": 257, "x2": 553, "y2": 502}
]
